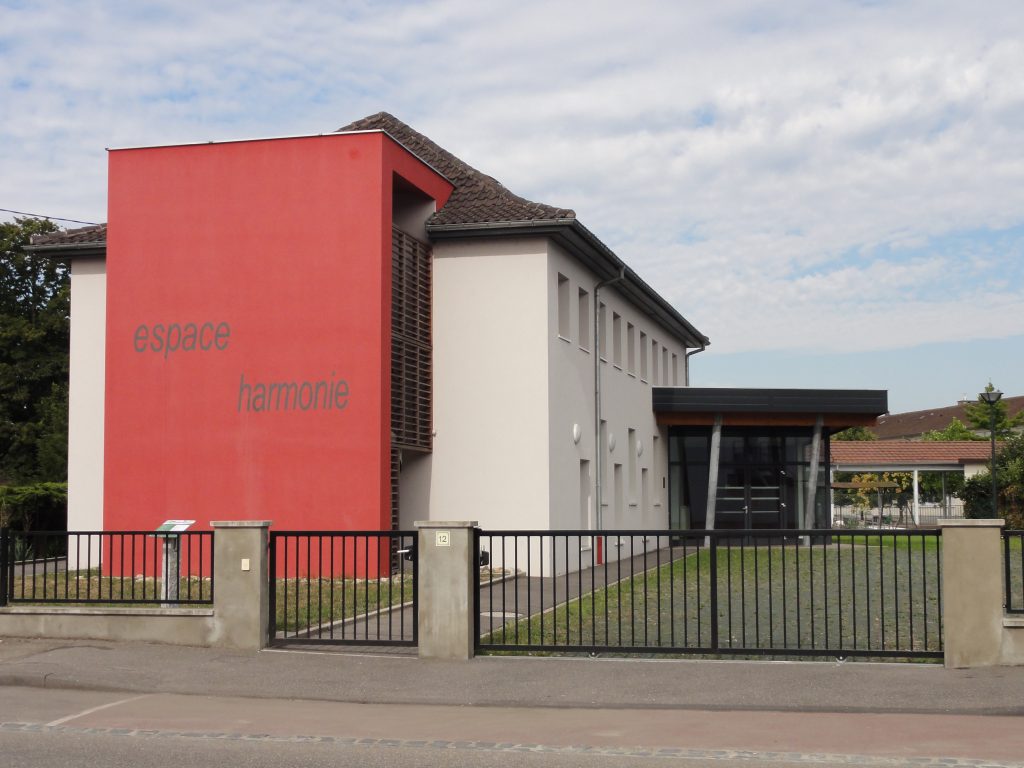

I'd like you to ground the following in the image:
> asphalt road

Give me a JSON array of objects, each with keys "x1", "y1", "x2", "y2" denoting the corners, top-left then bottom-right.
[{"x1": 3, "y1": 684, "x2": 1024, "y2": 767}]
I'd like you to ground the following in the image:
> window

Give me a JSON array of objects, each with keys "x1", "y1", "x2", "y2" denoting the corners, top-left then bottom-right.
[
  {"x1": 557, "y1": 273, "x2": 570, "y2": 340},
  {"x1": 614, "y1": 463, "x2": 624, "y2": 521},
  {"x1": 627, "y1": 323, "x2": 636, "y2": 375},
  {"x1": 612, "y1": 312, "x2": 622, "y2": 367},
  {"x1": 672, "y1": 353, "x2": 679, "y2": 385},
  {"x1": 599, "y1": 303, "x2": 607, "y2": 360},
  {"x1": 662, "y1": 348, "x2": 669, "y2": 385},
  {"x1": 578, "y1": 288, "x2": 590, "y2": 350},
  {"x1": 639, "y1": 332, "x2": 648, "y2": 380},
  {"x1": 628, "y1": 428, "x2": 637, "y2": 496},
  {"x1": 651, "y1": 339, "x2": 658, "y2": 383}
]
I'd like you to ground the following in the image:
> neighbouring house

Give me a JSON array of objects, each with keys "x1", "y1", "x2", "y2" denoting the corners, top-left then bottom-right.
[
  {"x1": 871, "y1": 397, "x2": 1024, "y2": 440},
  {"x1": 830, "y1": 440, "x2": 998, "y2": 526},
  {"x1": 29, "y1": 112, "x2": 886, "y2": 567}
]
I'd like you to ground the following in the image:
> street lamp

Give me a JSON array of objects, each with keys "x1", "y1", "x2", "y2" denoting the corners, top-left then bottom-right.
[{"x1": 979, "y1": 388, "x2": 1003, "y2": 518}]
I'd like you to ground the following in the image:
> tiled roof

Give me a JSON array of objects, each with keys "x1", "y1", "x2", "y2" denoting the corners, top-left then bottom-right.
[
  {"x1": 30, "y1": 223, "x2": 107, "y2": 247},
  {"x1": 339, "y1": 112, "x2": 576, "y2": 227},
  {"x1": 831, "y1": 440, "x2": 997, "y2": 466},
  {"x1": 872, "y1": 396, "x2": 1024, "y2": 439},
  {"x1": 30, "y1": 113, "x2": 577, "y2": 246}
]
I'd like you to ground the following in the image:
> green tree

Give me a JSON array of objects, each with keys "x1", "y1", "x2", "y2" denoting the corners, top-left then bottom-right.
[
  {"x1": 963, "y1": 382, "x2": 1023, "y2": 439},
  {"x1": 832, "y1": 426, "x2": 877, "y2": 441},
  {"x1": 0, "y1": 216, "x2": 69, "y2": 485},
  {"x1": 962, "y1": 433, "x2": 1024, "y2": 528},
  {"x1": 921, "y1": 417, "x2": 981, "y2": 442}
]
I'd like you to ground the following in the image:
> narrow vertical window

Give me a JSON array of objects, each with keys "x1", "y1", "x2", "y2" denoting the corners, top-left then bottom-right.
[
  {"x1": 614, "y1": 463, "x2": 624, "y2": 522},
  {"x1": 641, "y1": 467, "x2": 649, "y2": 516},
  {"x1": 557, "y1": 273, "x2": 570, "y2": 340},
  {"x1": 612, "y1": 312, "x2": 622, "y2": 367},
  {"x1": 599, "y1": 303, "x2": 608, "y2": 360},
  {"x1": 651, "y1": 339, "x2": 659, "y2": 383},
  {"x1": 578, "y1": 288, "x2": 590, "y2": 350},
  {"x1": 626, "y1": 322, "x2": 636, "y2": 375},
  {"x1": 639, "y1": 332, "x2": 648, "y2": 380},
  {"x1": 672, "y1": 353, "x2": 679, "y2": 385},
  {"x1": 628, "y1": 428, "x2": 637, "y2": 496},
  {"x1": 579, "y1": 460, "x2": 592, "y2": 530},
  {"x1": 662, "y1": 347, "x2": 669, "y2": 385}
]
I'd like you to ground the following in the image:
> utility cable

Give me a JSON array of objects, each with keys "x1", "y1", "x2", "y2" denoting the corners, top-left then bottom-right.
[{"x1": 0, "y1": 207, "x2": 101, "y2": 226}]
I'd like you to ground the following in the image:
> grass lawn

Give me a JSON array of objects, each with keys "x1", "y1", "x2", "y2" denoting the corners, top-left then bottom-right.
[
  {"x1": 483, "y1": 538, "x2": 944, "y2": 656},
  {"x1": 273, "y1": 574, "x2": 414, "y2": 635},
  {"x1": 9, "y1": 569, "x2": 212, "y2": 604}
]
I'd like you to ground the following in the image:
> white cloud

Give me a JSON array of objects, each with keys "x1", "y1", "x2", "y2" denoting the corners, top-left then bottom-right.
[{"x1": 3, "y1": 0, "x2": 1024, "y2": 361}]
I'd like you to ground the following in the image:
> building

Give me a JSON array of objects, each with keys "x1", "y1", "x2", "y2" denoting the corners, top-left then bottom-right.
[
  {"x1": 830, "y1": 440, "x2": 996, "y2": 525},
  {"x1": 871, "y1": 396, "x2": 1024, "y2": 440},
  {"x1": 30, "y1": 113, "x2": 886, "y2": 558}
]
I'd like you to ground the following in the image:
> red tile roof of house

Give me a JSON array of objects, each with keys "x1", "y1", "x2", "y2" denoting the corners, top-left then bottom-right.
[
  {"x1": 871, "y1": 396, "x2": 1024, "y2": 439},
  {"x1": 831, "y1": 440, "x2": 997, "y2": 467},
  {"x1": 30, "y1": 223, "x2": 107, "y2": 247}
]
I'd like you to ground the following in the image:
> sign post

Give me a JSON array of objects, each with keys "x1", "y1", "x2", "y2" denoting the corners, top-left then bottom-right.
[{"x1": 153, "y1": 520, "x2": 195, "y2": 605}]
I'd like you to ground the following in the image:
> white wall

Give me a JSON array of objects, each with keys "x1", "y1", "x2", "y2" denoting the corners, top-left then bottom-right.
[
  {"x1": 546, "y1": 241, "x2": 690, "y2": 558},
  {"x1": 963, "y1": 461, "x2": 988, "y2": 479},
  {"x1": 67, "y1": 258, "x2": 106, "y2": 563},
  {"x1": 426, "y1": 237, "x2": 551, "y2": 531}
]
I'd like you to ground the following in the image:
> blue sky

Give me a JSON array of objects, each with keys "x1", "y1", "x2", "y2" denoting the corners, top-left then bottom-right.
[{"x1": 2, "y1": 0, "x2": 1022, "y2": 413}]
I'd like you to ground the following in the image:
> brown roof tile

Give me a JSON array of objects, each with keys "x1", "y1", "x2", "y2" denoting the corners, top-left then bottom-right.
[
  {"x1": 30, "y1": 223, "x2": 107, "y2": 246},
  {"x1": 339, "y1": 112, "x2": 576, "y2": 226},
  {"x1": 871, "y1": 396, "x2": 1024, "y2": 439},
  {"x1": 32, "y1": 113, "x2": 577, "y2": 247},
  {"x1": 831, "y1": 440, "x2": 997, "y2": 466}
]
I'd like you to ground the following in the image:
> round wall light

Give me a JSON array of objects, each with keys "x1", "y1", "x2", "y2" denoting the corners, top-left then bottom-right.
[{"x1": 572, "y1": 423, "x2": 582, "y2": 444}]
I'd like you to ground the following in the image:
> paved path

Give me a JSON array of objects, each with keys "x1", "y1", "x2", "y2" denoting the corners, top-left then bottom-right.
[
  {"x1": 2, "y1": 638, "x2": 1024, "y2": 766},
  {"x1": 2, "y1": 685, "x2": 1023, "y2": 766}
]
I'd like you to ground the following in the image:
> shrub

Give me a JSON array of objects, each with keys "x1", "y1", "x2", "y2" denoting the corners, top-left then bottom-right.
[{"x1": 0, "y1": 482, "x2": 68, "y2": 532}]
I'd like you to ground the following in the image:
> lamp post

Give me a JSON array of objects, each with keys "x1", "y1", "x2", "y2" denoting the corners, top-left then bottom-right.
[{"x1": 979, "y1": 388, "x2": 1003, "y2": 518}]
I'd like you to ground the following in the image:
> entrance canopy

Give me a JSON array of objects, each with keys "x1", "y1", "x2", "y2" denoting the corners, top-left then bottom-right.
[
  {"x1": 653, "y1": 387, "x2": 888, "y2": 428},
  {"x1": 655, "y1": 388, "x2": 888, "y2": 533}
]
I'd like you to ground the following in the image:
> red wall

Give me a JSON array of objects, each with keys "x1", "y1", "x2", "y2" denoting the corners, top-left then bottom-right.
[{"x1": 105, "y1": 133, "x2": 451, "y2": 539}]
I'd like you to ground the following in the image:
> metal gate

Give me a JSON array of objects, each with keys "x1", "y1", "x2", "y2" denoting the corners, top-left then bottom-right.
[
  {"x1": 475, "y1": 528, "x2": 943, "y2": 660},
  {"x1": 269, "y1": 530, "x2": 417, "y2": 646}
]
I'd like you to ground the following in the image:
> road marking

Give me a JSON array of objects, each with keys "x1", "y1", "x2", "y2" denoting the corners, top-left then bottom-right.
[
  {"x1": 2, "y1": 722, "x2": 1020, "y2": 767},
  {"x1": 45, "y1": 694, "x2": 152, "y2": 727}
]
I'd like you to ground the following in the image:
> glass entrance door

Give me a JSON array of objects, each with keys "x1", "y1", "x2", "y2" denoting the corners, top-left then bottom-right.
[{"x1": 715, "y1": 466, "x2": 786, "y2": 530}]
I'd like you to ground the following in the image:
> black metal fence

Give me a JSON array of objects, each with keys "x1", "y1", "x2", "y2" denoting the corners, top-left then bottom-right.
[
  {"x1": 269, "y1": 531, "x2": 416, "y2": 646},
  {"x1": 0, "y1": 529, "x2": 213, "y2": 606},
  {"x1": 1005, "y1": 529, "x2": 1024, "y2": 614},
  {"x1": 476, "y1": 529, "x2": 943, "y2": 659}
]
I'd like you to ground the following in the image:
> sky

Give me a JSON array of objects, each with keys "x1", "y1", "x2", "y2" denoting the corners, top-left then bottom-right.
[{"x1": 2, "y1": 0, "x2": 1023, "y2": 414}]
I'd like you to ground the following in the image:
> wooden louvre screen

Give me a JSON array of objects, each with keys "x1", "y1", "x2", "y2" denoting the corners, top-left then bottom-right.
[{"x1": 391, "y1": 227, "x2": 432, "y2": 452}]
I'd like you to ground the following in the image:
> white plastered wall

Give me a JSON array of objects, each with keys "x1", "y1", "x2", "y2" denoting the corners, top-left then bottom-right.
[
  {"x1": 546, "y1": 241, "x2": 690, "y2": 568},
  {"x1": 67, "y1": 258, "x2": 106, "y2": 565},
  {"x1": 417, "y1": 237, "x2": 550, "y2": 532}
]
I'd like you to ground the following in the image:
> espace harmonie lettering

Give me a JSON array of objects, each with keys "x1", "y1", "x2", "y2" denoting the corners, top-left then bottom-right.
[{"x1": 133, "y1": 320, "x2": 351, "y2": 414}]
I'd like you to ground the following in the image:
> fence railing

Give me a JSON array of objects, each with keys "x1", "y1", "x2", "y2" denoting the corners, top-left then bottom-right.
[
  {"x1": 1005, "y1": 529, "x2": 1024, "y2": 614},
  {"x1": 269, "y1": 530, "x2": 416, "y2": 645},
  {"x1": 0, "y1": 529, "x2": 214, "y2": 606},
  {"x1": 476, "y1": 529, "x2": 943, "y2": 659}
]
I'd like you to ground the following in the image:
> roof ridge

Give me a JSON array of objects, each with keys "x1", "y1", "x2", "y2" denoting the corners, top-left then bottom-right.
[{"x1": 338, "y1": 112, "x2": 575, "y2": 226}]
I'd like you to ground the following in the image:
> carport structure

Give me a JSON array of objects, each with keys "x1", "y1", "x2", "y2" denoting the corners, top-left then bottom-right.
[{"x1": 829, "y1": 440, "x2": 997, "y2": 526}]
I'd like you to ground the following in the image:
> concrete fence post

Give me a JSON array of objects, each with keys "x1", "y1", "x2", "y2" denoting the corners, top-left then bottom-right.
[
  {"x1": 415, "y1": 520, "x2": 478, "y2": 660},
  {"x1": 938, "y1": 518, "x2": 1004, "y2": 668},
  {"x1": 210, "y1": 520, "x2": 272, "y2": 651}
]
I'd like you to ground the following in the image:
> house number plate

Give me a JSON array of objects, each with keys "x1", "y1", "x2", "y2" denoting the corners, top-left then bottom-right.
[{"x1": 435, "y1": 530, "x2": 451, "y2": 547}]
